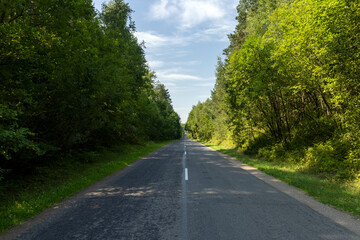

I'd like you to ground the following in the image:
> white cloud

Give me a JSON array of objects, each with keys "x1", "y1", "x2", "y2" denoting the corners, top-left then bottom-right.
[
  {"x1": 150, "y1": 0, "x2": 178, "y2": 19},
  {"x1": 165, "y1": 73, "x2": 201, "y2": 81},
  {"x1": 181, "y1": 1, "x2": 225, "y2": 28},
  {"x1": 134, "y1": 0, "x2": 239, "y2": 123},
  {"x1": 135, "y1": 31, "x2": 191, "y2": 54},
  {"x1": 136, "y1": 27, "x2": 230, "y2": 58},
  {"x1": 154, "y1": 68, "x2": 213, "y2": 84},
  {"x1": 135, "y1": 31, "x2": 169, "y2": 48},
  {"x1": 150, "y1": 0, "x2": 227, "y2": 29},
  {"x1": 144, "y1": 0, "x2": 237, "y2": 47},
  {"x1": 157, "y1": 71, "x2": 203, "y2": 82},
  {"x1": 148, "y1": 60, "x2": 164, "y2": 68}
]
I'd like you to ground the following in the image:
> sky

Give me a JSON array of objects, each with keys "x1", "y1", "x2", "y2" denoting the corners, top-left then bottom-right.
[{"x1": 92, "y1": 0, "x2": 239, "y2": 123}]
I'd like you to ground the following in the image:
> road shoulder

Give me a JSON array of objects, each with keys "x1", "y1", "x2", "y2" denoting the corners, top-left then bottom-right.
[{"x1": 201, "y1": 143, "x2": 360, "y2": 236}]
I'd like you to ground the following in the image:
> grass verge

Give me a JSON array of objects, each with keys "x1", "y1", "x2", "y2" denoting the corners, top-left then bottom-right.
[
  {"x1": 0, "y1": 140, "x2": 173, "y2": 234},
  {"x1": 203, "y1": 142, "x2": 360, "y2": 219}
]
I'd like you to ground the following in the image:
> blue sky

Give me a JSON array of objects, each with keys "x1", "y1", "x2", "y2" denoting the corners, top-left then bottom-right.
[{"x1": 92, "y1": 0, "x2": 238, "y2": 123}]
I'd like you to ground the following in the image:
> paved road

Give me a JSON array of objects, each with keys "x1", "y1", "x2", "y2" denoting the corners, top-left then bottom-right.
[{"x1": 3, "y1": 136, "x2": 360, "y2": 240}]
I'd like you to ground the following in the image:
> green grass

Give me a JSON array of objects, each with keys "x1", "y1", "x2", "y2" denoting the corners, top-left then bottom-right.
[
  {"x1": 0, "y1": 140, "x2": 173, "y2": 234},
  {"x1": 203, "y1": 142, "x2": 360, "y2": 219}
]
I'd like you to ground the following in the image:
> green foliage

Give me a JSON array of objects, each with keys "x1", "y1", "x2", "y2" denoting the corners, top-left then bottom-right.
[
  {"x1": 187, "y1": 0, "x2": 360, "y2": 180},
  {"x1": 0, "y1": 105, "x2": 40, "y2": 160},
  {"x1": 186, "y1": 100, "x2": 214, "y2": 141},
  {"x1": 303, "y1": 138, "x2": 360, "y2": 179},
  {"x1": 149, "y1": 82, "x2": 182, "y2": 140},
  {"x1": 185, "y1": 58, "x2": 232, "y2": 144},
  {"x1": 0, "y1": 0, "x2": 181, "y2": 180}
]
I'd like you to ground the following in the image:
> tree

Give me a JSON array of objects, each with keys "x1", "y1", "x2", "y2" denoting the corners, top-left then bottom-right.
[
  {"x1": 187, "y1": 0, "x2": 360, "y2": 178},
  {"x1": 0, "y1": 0, "x2": 182, "y2": 179}
]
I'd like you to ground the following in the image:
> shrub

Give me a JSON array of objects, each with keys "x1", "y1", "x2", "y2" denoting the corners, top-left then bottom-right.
[
  {"x1": 302, "y1": 138, "x2": 357, "y2": 179},
  {"x1": 244, "y1": 134, "x2": 274, "y2": 155}
]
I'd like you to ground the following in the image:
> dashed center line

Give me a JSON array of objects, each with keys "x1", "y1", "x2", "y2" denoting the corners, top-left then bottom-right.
[{"x1": 181, "y1": 142, "x2": 188, "y2": 240}]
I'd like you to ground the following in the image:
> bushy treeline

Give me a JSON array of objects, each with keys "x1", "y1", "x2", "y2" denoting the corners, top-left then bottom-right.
[
  {"x1": 186, "y1": 58, "x2": 232, "y2": 145},
  {"x1": 0, "y1": 0, "x2": 182, "y2": 177},
  {"x1": 186, "y1": 0, "x2": 360, "y2": 180}
]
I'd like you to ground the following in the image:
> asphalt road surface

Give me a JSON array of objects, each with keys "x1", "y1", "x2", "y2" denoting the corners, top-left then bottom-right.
[{"x1": 3, "y1": 136, "x2": 360, "y2": 240}]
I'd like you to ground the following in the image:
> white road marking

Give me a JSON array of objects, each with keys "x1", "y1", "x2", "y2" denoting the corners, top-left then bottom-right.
[
  {"x1": 185, "y1": 168, "x2": 188, "y2": 181},
  {"x1": 181, "y1": 143, "x2": 188, "y2": 239}
]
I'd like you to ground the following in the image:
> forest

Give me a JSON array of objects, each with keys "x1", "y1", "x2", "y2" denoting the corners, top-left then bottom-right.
[
  {"x1": 0, "y1": 0, "x2": 182, "y2": 181},
  {"x1": 186, "y1": 0, "x2": 360, "y2": 180}
]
